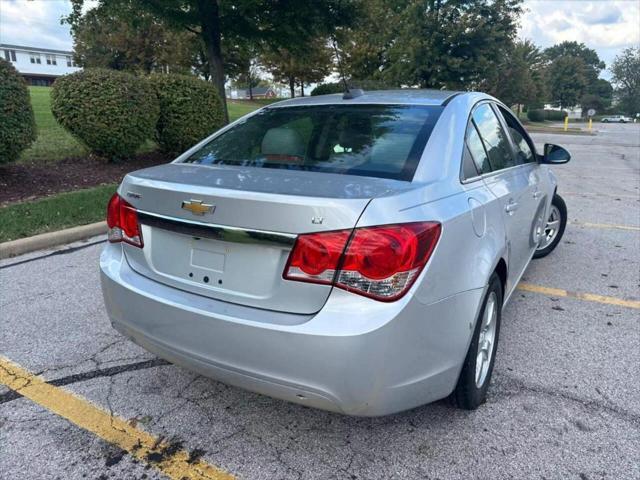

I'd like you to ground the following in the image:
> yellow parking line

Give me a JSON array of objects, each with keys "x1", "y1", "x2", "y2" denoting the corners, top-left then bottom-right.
[
  {"x1": 0, "y1": 356, "x2": 234, "y2": 480},
  {"x1": 570, "y1": 221, "x2": 640, "y2": 231},
  {"x1": 517, "y1": 283, "x2": 640, "y2": 309}
]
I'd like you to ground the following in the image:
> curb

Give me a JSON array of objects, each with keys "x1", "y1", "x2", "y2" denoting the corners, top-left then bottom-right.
[{"x1": 0, "y1": 221, "x2": 107, "y2": 260}]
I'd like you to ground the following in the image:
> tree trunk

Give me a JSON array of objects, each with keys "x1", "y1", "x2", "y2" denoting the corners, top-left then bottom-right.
[
  {"x1": 249, "y1": 79, "x2": 253, "y2": 100},
  {"x1": 300, "y1": 82, "x2": 305, "y2": 97},
  {"x1": 197, "y1": 0, "x2": 229, "y2": 124},
  {"x1": 289, "y1": 76, "x2": 295, "y2": 98},
  {"x1": 198, "y1": 48, "x2": 210, "y2": 81}
]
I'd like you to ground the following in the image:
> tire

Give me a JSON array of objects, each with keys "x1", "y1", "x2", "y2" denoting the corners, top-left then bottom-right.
[
  {"x1": 602, "y1": 119, "x2": 608, "y2": 123},
  {"x1": 450, "y1": 273, "x2": 502, "y2": 410},
  {"x1": 533, "y1": 193, "x2": 567, "y2": 259}
]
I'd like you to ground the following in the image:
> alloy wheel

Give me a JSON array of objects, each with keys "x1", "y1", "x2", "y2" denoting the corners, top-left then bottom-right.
[
  {"x1": 475, "y1": 291, "x2": 497, "y2": 387},
  {"x1": 537, "y1": 205, "x2": 561, "y2": 251}
]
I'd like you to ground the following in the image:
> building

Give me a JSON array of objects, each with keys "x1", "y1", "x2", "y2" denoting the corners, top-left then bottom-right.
[
  {"x1": 228, "y1": 86, "x2": 277, "y2": 100},
  {"x1": 0, "y1": 44, "x2": 81, "y2": 86}
]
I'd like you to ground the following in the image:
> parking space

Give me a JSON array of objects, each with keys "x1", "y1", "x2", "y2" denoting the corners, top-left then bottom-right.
[{"x1": 1, "y1": 123, "x2": 639, "y2": 480}]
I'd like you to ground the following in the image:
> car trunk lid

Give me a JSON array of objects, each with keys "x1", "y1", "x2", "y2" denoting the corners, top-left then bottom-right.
[{"x1": 120, "y1": 163, "x2": 416, "y2": 314}]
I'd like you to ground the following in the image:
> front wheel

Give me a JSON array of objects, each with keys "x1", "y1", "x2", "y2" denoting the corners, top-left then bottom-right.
[
  {"x1": 450, "y1": 273, "x2": 502, "y2": 410},
  {"x1": 534, "y1": 193, "x2": 567, "y2": 258}
]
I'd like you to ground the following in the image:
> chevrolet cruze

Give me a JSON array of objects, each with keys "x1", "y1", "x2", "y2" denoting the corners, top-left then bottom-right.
[{"x1": 101, "y1": 89, "x2": 570, "y2": 415}]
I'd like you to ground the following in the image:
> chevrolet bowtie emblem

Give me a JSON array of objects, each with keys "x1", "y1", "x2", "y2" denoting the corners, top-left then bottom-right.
[{"x1": 181, "y1": 199, "x2": 215, "y2": 216}]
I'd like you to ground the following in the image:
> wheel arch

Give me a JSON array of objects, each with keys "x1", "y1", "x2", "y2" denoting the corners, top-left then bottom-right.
[{"x1": 493, "y1": 257, "x2": 508, "y2": 296}]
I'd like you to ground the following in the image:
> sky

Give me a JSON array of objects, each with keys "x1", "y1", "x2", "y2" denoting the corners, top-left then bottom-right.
[{"x1": 0, "y1": 0, "x2": 638, "y2": 80}]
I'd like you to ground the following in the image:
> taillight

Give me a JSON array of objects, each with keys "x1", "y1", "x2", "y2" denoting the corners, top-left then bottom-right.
[
  {"x1": 283, "y1": 222, "x2": 441, "y2": 301},
  {"x1": 106, "y1": 193, "x2": 143, "y2": 248}
]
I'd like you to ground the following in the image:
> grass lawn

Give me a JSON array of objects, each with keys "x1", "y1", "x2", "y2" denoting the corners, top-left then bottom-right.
[
  {"x1": 227, "y1": 100, "x2": 265, "y2": 120},
  {"x1": 20, "y1": 87, "x2": 264, "y2": 164},
  {"x1": 20, "y1": 86, "x2": 87, "y2": 164},
  {"x1": 2, "y1": 92, "x2": 266, "y2": 241},
  {"x1": 0, "y1": 184, "x2": 117, "y2": 242}
]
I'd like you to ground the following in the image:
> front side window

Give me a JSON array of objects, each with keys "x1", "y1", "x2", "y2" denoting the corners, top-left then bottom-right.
[
  {"x1": 472, "y1": 103, "x2": 515, "y2": 171},
  {"x1": 183, "y1": 105, "x2": 444, "y2": 181},
  {"x1": 496, "y1": 105, "x2": 536, "y2": 164}
]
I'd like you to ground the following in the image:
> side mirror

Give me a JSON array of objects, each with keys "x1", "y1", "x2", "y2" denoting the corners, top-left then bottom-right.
[{"x1": 541, "y1": 143, "x2": 571, "y2": 164}]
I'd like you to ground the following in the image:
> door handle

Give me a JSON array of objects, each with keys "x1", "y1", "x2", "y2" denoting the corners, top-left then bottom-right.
[{"x1": 505, "y1": 201, "x2": 519, "y2": 214}]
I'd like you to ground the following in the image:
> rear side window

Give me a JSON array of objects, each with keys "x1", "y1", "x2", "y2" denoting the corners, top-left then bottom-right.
[
  {"x1": 183, "y1": 104, "x2": 444, "y2": 181},
  {"x1": 472, "y1": 104, "x2": 515, "y2": 171},
  {"x1": 465, "y1": 121, "x2": 492, "y2": 175}
]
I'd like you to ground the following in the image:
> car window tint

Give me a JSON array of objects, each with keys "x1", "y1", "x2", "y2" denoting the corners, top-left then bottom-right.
[
  {"x1": 472, "y1": 104, "x2": 515, "y2": 171},
  {"x1": 462, "y1": 145, "x2": 480, "y2": 179},
  {"x1": 184, "y1": 105, "x2": 444, "y2": 181},
  {"x1": 465, "y1": 121, "x2": 492, "y2": 174},
  {"x1": 496, "y1": 106, "x2": 536, "y2": 164}
]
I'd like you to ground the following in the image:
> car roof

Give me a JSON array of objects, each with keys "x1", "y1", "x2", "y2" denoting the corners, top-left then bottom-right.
[{"x1": 269, "y1": 89, "x2": 462, "y2": 108}]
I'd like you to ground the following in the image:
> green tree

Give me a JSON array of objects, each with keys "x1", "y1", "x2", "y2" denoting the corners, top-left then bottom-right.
[
  {"x1": 352, "y1": 0, "x2": 523, "y2": 90},
  {"x1": 73, "y1": 2, "x2": 195, "y2": 74},
  {"x1": 546, "y1": 56, "x2": 588, "y2": 108},
  {"x1": 544, "y1": 41, "x2": 610, "y2": 110},
  {"x1": 610, "y1": 47, "x2": 640, "y2": 116},
  {"x1": 487, "y1": 39, "x2": 546, "y2": 110},
  {"x1": 227, "y1": 42, "x2": 263, "y2": 100},
  {"x1": 67, "y1": 0, "x2": 358, "y2": 123},
  {"x1": 544, "y1": 41, "x2": 605, "y2": 85},
  {"x1": 335, "y1": 0, "x2": 402, "y2": 81},
  {"x1": 580, "y1": 79, "x2": 613, "y2": 116},
  {"x1": 262, "y1": 42, "x2": 333, "y2": 97}
]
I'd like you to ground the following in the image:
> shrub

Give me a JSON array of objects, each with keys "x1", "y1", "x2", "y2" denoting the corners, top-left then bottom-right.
[
  {"x1": 544, "y1": 109, "x2": 567, "y2": 121},
  {"x1": 150, "y1": 74, "x2": 225, "y2": 155},
  {"x1": 527, "y1": 109, "x2": 546, "y2": 122},
  {"x1": 51, "y1": 68, "x2": 159, "y2": 160},
  {"x1": 0, "y1": 59, "x2": 36, "y2": 164},
  {"x1": 310, "y1": 82, "x2": 345, "y2": 96}
]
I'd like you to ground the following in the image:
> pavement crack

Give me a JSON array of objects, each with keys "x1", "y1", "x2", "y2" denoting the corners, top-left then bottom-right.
[
  {"x1": 0, "y1": 358, "x2": 170, "y2": 405},
  {"x1": 496, "y1": 374, "x2": 640, "y2": 426}
]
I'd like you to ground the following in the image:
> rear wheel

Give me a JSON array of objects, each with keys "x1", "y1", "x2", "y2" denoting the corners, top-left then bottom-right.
[
  {"x1": 451, "y1": 273, "x2": 502, "y2": 410},
  {"x1": 534, "y1": 193, "x2": 567, "y2": 259}
]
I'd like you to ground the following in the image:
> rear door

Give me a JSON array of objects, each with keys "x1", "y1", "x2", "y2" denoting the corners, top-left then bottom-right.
[{"x1": 470, "y1": 103, "x2": 534, "y2": 284}]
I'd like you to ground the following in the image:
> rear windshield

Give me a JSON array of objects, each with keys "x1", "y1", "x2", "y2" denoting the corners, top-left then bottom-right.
[{"x1": 182, "y1": 104, "x2": 443, "y2": 181}]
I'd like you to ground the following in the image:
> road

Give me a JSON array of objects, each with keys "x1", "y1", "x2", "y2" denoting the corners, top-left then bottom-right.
[{"x1": 1, "y1": 123, "x2": 639, "y2": 480}]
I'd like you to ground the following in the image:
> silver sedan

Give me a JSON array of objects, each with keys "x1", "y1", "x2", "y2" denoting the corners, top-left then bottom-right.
[{"x1": 101, "y1": 89, "x2": 570, "y2": 416}]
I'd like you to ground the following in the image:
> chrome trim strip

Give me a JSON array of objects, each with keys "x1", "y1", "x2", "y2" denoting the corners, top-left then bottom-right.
[
  {"x1": 137, "y1": 210, "x2": 297, "y2": 247},
  {"x1": 461, "y1": 162, "x2": 537, "y2": 185}
]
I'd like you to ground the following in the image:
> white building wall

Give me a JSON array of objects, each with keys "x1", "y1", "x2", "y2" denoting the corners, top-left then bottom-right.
[{"x1": 1, "y1": 45, "x2": 81, "y2": 77}]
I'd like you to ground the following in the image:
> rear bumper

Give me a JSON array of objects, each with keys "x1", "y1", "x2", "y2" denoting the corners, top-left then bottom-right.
[{"x1": 100, "y1": 243, "x2": 483, "y2": 416}]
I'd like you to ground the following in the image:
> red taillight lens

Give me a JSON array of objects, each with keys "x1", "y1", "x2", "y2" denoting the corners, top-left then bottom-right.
[
  {"x1": 283, "y1": 222, "x2": 441, "y2": 301},
  {"x1": 284, "y1": 230, "x2": 351, "y2": 284},
  {"x1": 106, "y1": 193, "x2": 143, "y2": 248}
]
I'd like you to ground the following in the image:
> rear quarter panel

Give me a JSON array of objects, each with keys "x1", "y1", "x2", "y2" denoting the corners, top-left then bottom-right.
[{"x1": 357, "y1": 180, "x2": 507, "y2": 307}]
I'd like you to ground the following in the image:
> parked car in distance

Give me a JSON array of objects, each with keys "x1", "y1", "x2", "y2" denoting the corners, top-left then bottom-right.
[
  {"x1": 601, "y1": 115, "x2": 632, "y2": 123},
  {"x1": 101, "y1": 89, "x2": 571, "y2": 416}
]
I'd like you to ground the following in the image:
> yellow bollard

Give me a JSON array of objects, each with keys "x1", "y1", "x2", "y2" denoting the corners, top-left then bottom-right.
[
  {"x1": 564, "y1": 116, "x2": 569, "y2": 131},
  {"x1": 588, "y1": 118, "x2": 592, "y2": 132}
]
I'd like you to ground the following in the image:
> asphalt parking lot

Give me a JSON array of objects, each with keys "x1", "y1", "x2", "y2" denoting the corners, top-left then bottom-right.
[{"x1": 1, "y1": 122, "x2": 639, "y2": 480}]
